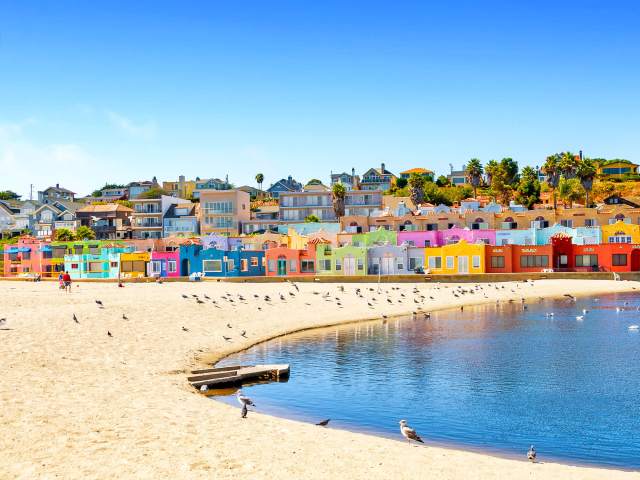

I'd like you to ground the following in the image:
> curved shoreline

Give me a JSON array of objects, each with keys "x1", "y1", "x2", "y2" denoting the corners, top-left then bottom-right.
[{"x1": 2, "y1": 279, "x2": 640, "y2": 479}]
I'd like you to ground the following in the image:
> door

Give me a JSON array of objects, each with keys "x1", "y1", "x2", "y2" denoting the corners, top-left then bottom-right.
[
  {"x1": 181, "y1": 258, "x2": 190, "y2": 276},
  {"x1": 458, "y1": 256, "x2": 469, "y2": 274},
  {"x1": 277, "y1": 257, "x2": 287, "y2": 276},
  {"x1": 381, "y1": 255, "x2": 394, "y2": 275},
  {"x1": 343, "y1": 256, "x2": 356, "y2": 275}
]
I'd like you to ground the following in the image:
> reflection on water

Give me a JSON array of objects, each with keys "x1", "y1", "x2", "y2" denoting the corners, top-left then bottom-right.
[{"x1": 216, "y1": 292, "x2": 640, "y2": 468}]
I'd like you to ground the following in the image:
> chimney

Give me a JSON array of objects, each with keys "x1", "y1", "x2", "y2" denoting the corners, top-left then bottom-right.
[
  {"x1": 381, "y1": 163, "x2": 385, "y2": 172},
  {"x1": 579, "y1": 150, "x2": 583, "y2": 161},
  {"x1": 56, "y1": 183, "x2": 59, "y2": 188},
  {"x1": 288, "y1": 175, "x2": 292, "y2": 183},
  {"x1": 352, "y1": 167, "x2": 355, "y2": 177},
  {"x1": 179, "y1": 175, "x2": 185, "y2": 183}
]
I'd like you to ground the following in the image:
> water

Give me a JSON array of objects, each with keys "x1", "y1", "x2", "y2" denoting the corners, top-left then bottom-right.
[{"x1": 216, "y1": 292, "x2": 640, "y2": 469}]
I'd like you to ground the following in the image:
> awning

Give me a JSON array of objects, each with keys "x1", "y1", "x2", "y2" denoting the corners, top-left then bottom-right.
[
  {"x1": 39, "y1": 245, "x2": 53, "y2": 252},
  {"x1": 17, "y1": 247, "x2": 31, "y2": 253},
  {"x1": 5, "y1": 247, "x2": 19, "y2": 254}
]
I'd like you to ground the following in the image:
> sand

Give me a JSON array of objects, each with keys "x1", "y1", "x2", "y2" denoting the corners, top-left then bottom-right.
[{"x1": 1, "y1": 278, "x2": 639, "y2": 480}]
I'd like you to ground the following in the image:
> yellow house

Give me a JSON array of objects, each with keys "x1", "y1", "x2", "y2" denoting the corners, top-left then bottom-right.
[
  {"x1": 120, "y1": 252, "x2": 150, "y2": 278},
  {"x1": 597, "y1": 160, "x2": 639, "y2": 178},
  {"x1": 286, "y1": 228, "x2": 309, "y2": 250},
  {"x1": 424, "y1": 240, "x2": 485, "y2": 275},
  {"x1": 601, "y1": 221, "x2": 640, "y2": 244}
]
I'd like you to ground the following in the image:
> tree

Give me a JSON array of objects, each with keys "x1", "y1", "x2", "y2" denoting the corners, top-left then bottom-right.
[
  {"x1": 435, "y1": 175, "x2": 450, "y2": 187},
  {"x1": 75, "y1": 226, "x2": 96, "y2": 240},
  {"x1": 408, "y1": 173, "x2": 425, "y2": 206},
  {"x1": 53, "y1": 228, "x2": 75, "y2": 241},
  {"x1": 515, "y1": 166, "x2": 541, "y2": 209},
  {"x1": 500, "y1": 157, "x2": 519, "y2": 184},
  {"x1": 395, "y1": 177, "x2": 408, "y2": 189},
  {"x1": 542, "y1": 154, "x2": 561, "y2": 209},
  {"x1": 465, "y1": 158, "x2": 483, "y2": 198},
  {"x1": 331, "y1": 183, "x2": 346, "y2": 219},
  {"x1": 559, "y1": 151, "x2": 578, "y2": 179},
  {"x1": 304, "y1": 215, "x2": 319, "y2": 223},
  {"x1": 91, "y1": 183, "x2": 125, "y2": 197},
  {"x1": 576, "y1": 158, "x2": 597, "y2": 207},
  {"x1": 0, "y1": 190, "x2": 21, "y2": 201},
  {"x1": 136, "y1": 187, "x2": 169, "y2": 199},
  {"x1": 485, "y1": 160, "x2": 513, "y2": 205},
  {"x1": 255, "y1": 173, "x2": 264, "y2": 191},
  {"x1": 115, "y1": 199, "x2": 133, "y2": 209},
  {"x1": 557, "y1": 177, "x2": 584, "y2": 208}
]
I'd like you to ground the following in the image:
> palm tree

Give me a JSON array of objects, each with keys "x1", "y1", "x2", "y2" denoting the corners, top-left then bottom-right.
[
  {"x1": 331, "y1": 182, "x2": 346, "y2": 219},
  {"x1": 465, "y1": 158, "x2": 483, "y2": 198},
  {"x1": 542, "y1": 154, "x2": 561, "y2": 209},
  {"x1": 559, "y1": 151, "x2": 578, "y2": 179},
  {"x1": 255, "y1": 173, "x2": 264, "y2": 192},
  {"x1": 408, "y1": 173, "x2": 425, "y2": 206},
  {"x1": 576, "y1": 158, "x2": 597, "y2": 207},
  {"x1": 484, "y1": 160, "x2": 499, "y2": 187}
]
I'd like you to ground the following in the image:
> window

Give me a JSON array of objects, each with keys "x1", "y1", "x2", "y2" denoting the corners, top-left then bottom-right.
[
  {"x1": 322, "y1": 259, "x2": 331, "y2": 271},
  {"x1": 71, "y1": 263, "x2": 79, "y2": 269},
  {"x1": 424, "y1": 240, "x2": 431, "y2": 247},
  {"x1": 426, "y1": 224, "x2": 438, "y2": 231},
  {"x1": 613, "y1": 254, "x2": 627, "y2": 266},
  {"x1": 151, "y1": 261, "x2": 162, "y2": 274},
  {"x1": 168, "y1": 260, "x2": 177, "y2": 273},
  {"x1": 560, "y1": 219, "x2": 573, "y2": 228},
  {"x1": 409, "y1": 257, "x2": 421, "y2": 270},
  {"x1": 472, "y1": 255, "x2": 481, "y2": 268},
  {"x1": 405, "y1": 240, "x2": 415, "y2": 246},
  {"x1": 428, "y1": 256, "x2": 441, "y2": 269},
  {"x1": 396, "y1": 257, "x2": 404, "y2": 270},
  {"x1": 241, "y1": 259, "x2": 248, "y2": 272},
  {"x1": 111, "y1": 262, "x2": 118, "y2": 268},
  {"x1": 584, "y1": 219, "x2": 597, "y2": 227},
  {"x1": 491, "y1": 256, "x2": 505, "y2": 268},
  {"x1": 519, "y1": 255, "x2": 549, "y2": 268},
  {"x1": 301, "y1": 260, "x2": 315, "y2": 273},
  {"x1": 250, "y1": 257, "x2": 258, "y2": 267},
  {"x1": 203, "y1": 260, "x2": 223, "y2": 272},
  {"x1": 335, "y1": 258, "x2": 342, "y2": 271},
  {"x1": 227, "y1": 259, "x2": 235, "y2": 271},
  {"x1": 357, "y1": 258, "x2": 364, "y2": 270},
  {"x1": 609, "y1": 235, "x2": 632, "y2": 244},
  {"x1": 446, "y1": 256, "x2": 454, "y2": 269},
  {"x1": 268, "y1": 259, "x2": 276, "y2": 272},
  {"x1": 575, "y1": 255, "x2": 598, "y2": 267},
  {"x1": 289, "y1": 260, "x2": 297, "y2": 272}
]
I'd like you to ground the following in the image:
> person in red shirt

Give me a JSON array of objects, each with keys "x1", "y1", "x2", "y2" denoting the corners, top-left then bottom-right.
[{"x1": 62, "y1": 271, "x2": 72, "y2": 293}]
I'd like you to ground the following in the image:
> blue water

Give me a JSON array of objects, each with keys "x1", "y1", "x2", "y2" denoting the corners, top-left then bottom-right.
[{"x1": 216, "y1": 292, "x2": 640, "y2": 469}]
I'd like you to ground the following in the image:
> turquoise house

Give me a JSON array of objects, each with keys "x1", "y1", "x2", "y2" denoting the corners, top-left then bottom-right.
[
  {"x1": 277, "y1": 222, "x2": 341, "y2": 235},
  {"x1": 64, "y1": 246, "x2": 134, "y2": 279},
  {"x1": 535, "y1": 224, "x2": 601, "y2": 245},
  {"x1": 496, "y1": 229, "x2": 536, "y2": 246}
]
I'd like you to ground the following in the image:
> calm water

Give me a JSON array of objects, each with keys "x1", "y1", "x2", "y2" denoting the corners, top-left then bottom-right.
[{"x1": 216, "y1": 292, "x2": 640, "y2": 469}]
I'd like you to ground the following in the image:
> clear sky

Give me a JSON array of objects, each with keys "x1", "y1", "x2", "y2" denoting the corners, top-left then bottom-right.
[{"x1": 1, "y1": 1, "x2": 639, "y2": 198}]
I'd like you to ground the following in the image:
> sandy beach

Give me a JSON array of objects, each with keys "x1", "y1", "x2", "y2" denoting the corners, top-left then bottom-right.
[{"x1": 1, "y1": 278, "x2": 639, "y2": 480}]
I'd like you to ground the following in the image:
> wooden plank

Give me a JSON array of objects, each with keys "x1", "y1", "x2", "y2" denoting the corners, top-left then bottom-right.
[
  {"x1": 190, "y1": 365, "x2": 242, "y2": 375},
  {"x1": 189, "y1": 364, "x2": 290, "y2": 389}
]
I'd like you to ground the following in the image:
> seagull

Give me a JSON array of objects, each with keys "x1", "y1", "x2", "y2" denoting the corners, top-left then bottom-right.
[
  {"x1": 204, "y1": 294, "x2": 210, "y2": 300},
  {"x1": 95, "y1": 300, "x2": 103, "y2": 307},
  {"x1": 399, "y1": 420, "x2": 424, "y2": 444},
  {"x1": 182, "y1": 294, "x2": 189, "y2": 299},
  {"x1": 182, "y1": 326, "x2": 189, "y2": 332},
  {"x1": 107, "y1": 331, "x2": 113, "y2": 337},
  {"x1": 576, "y1": 315, "x2": 584, "y2": 321},
  {"x1": 200, "y1": 385, "x2": 208, "y2": 392},
  {"x1": 227, "y1": 323, "x2": 233, "y2": 328},
  {"x1": 629, "y1": 325, "x2": 639, "y2": 331},
  {"x1": 223, "y1": 336, "x2": 232, "y2": 341},
  {"x1": 122, "y1": 314, "x2": 128, "y2": 320},
  {"x1": 73, "y1": 313, "x2": 79, "y2": 324},
  {"x1": 616, "y1": 307, "x2": 623, "y2": 313},
  {"x1": 237, "y1": 390, "x2": 255, "y2": 407},
  {"x1": 196, "y1": 299, "x2": 205, "y2": 304},
  {"x1": 527, "y1": 445, "x2": 536, "y2": 462},
  {"x1": 316, "y1": 419, "x2": 330, "y2": 426},
  {"x1": 241, "y1": 404, "x2": 248, "y2": 418},
  {"x1": 240, "y1": 330, "x2": 247, "y2": 338},
  {"x1": 0, "y1": 318, "x2": 6, "y2": 327},
  {"x1": 582, "y1": 309, "x2": 588, "y2": 315}
]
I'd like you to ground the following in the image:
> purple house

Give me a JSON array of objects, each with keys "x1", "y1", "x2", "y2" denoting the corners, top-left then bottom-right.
[
  {"x1": 201, "y1": 234, "x2": 243, "y2": 251},
  {"x1": 397, "y1": 231, "x2": 439, "y2": 248},
  {"x1": 440, "y1": 226, "x2": 496, "y2": 245}
]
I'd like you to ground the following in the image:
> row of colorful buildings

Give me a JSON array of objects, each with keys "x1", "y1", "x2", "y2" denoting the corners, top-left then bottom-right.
[{"x1": 3, "y1": 220, "x2": 640, "y2": 279}]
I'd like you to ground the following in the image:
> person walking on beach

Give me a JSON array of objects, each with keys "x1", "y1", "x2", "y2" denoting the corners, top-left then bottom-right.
[
  {"x1": 62, "y1": 271, "x2": 72, "y2": 293},
  {"x1": 58, "y1": 272, "x2": 64, "y2": 290}
]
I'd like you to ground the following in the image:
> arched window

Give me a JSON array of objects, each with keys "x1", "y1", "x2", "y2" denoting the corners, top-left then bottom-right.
[
  {"x1": 474, "y1": 217, "x2": 484, "y2": 223},
  {"x1": 535, "y1": 216, "x2": 545, "y2": 221},
  {"x1": 615, "y1": 213, "x2": 625, "y2": 221},
  {"x1": 349, "y1": 222, "x2": 358, "y2": 227},
  {"x1": 404, "y1": 220, "x2": 413, "y2": 225},
  {"x1": 505, "y1": 216, "x2": 514, "y2": 222},
  {"x1": 447, "y1": 235, "x2": 460, "y2": 245}
]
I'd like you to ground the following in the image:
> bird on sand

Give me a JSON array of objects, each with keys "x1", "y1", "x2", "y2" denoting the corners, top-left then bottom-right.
[
  {"x1": 196, "y1": 299, "x2": 205, "y2": 304},
  {"x1": 222, "y1": 336, "x2": 232, "y2": 341},
  {"x1": 182, "y1": 294, "x2": 189, "y2": 299},
  {"x1": 240, "y1": 330, "x2": 247, "y2": 338},
  {"x1": 95, "y1": 300, "x2": 103, "y2": 307},
  {"x1": 204, "y1": 294, "x2": 211, "y2": 300},
  {"x1": 73, "y1": 313, "x2": 79, "y2": 324},
  {"x1": 122, "y1": 314, "x2": 128, "y2": 320},
  {"x1": 237, "y1": 390, "x2": 255, "y2": 407},
  {"x1": 527, "y1": 445, "x2": 536, "y2": 462},
  {"x1": 316, "y1": 419, "x2": 330, "y2": 426},
  {"x1": 200, "y1": 385, "x2": 208, "y2": 392},
  {"x1": 0, "y1": 318, "x2": 6, "y2": 327},
  {"x1": 107, "y1": 331, "x2": 113, "y2": 337},
  {"x1": 241, "y1": 404, "x2": 248, "y2": 418},
  {"x1": 399, "y1": 420, "x2": 424, "y2": 444},
  {"x1": 182, "y1": 326, "x2": 189, "y2": 332},
  {"x1": 227, "y1": 323, "x2": 233, "y2": 328}
]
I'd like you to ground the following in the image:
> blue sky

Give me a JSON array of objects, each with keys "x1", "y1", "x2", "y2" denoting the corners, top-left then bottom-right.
[{"x1": 1, "y1": 1, "x2": 639, "y2": 198}]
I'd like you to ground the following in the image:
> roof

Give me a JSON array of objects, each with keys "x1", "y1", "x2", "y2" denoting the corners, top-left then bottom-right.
[
  {"x1": 41, "y1": 185, "x2": 76, "y2": 195},
  {"x1": 399, "y1": 168, "x2": 434, "y2": 175},
  {"x1": 363, "y1": 167, "x2": 395, "y2": 177},
  {"x1": 254, "y1": 205, "x2": 279, "y2": 213},
  {"x1": 76, "y1": 204, "x2": 134, "y2": 214}
]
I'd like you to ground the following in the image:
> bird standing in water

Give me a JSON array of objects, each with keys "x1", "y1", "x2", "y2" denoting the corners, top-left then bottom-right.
[{"x1": 527, "y1": 445, "x2": 536, "y2": 462}]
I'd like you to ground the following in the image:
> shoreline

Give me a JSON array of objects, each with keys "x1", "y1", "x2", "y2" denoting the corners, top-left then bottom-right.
[
  {"x1": 213, "y1": 293, "x2": 640, "y2": 473},
  {"x1": 1, "y1": 279, "x2": 640, "y2": 479}
]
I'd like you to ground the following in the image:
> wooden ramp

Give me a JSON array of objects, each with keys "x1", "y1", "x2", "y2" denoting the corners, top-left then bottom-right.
[{"x1": 188, "y1": 364, "x2": 290, "y2": 390}]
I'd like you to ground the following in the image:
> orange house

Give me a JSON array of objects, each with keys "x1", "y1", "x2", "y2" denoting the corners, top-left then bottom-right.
[{"x1": 265, "y1": 245, "x2": 316, "y2": 276}]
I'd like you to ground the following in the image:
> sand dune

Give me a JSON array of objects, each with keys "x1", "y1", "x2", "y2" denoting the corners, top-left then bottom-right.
[{"x1": 1, "y1": 279, "x2": 639, "y2": 479}]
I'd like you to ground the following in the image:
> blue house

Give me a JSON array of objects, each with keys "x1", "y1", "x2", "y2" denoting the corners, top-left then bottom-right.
[
  {"x1": 179, "y1": 245, "x2": 265, "y2": 277},
  {"x1": 267, "y1": 175, "x2": 303, "y2": 199},
  {"x1": 535, "y1": 224, "x2": 601, "y2": 245}
]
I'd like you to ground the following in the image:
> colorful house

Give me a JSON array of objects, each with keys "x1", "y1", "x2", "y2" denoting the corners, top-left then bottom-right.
[
  {"x1": 535, "y1": 224, "x2": 600, "y2": 246},
  {"x1": 150, "y1": 250, "x2": 181, "y2": 278},
  {"x1": 265, "y1": 245, "x2": 315, "y2": 276},
  {"x1": 2, "y1": 237, "x2": 49, "y2": 277},
  {"x1": 597, "y1": 160, "x2": 639, "y2": 178},
  {"x1": 120, "y1": 252, "x2": 150, "y2": 278},
  {"x1": 179, "y1": 245, "x2": 264, "y2": 277},
  {"x1": 397, "y1": 230, "x2": 439, "y2": 248},
  {"x1": 351, "y1": 228, "x2": 397, "y2": 247},
  {"x1": 64, "y1": 246, "x2": 133, "y2": 279},
  {"x1": 315, "y1": 243, "x2": 367, "y2": 276},
  {"x1": 367, "y1": 244, "x2": 410, "y2": 275},
  {"x1": 440, "y1": 226, "x2": 495, "y2": 246},
  {"x1": 424, "y1": 240, "x2": 485, "y2": 275},
  {"x1": 601, "y1": 221, "x2": 640, "y2": 244}
]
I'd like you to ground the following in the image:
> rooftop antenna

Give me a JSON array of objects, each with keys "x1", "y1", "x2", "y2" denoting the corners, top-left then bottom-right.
[
  {"x1": 30, "y1": 184, "x2": 33, "y2": 201},
  {"x1": 449, "y1": 163, "x2": 454, "y2": 174}
]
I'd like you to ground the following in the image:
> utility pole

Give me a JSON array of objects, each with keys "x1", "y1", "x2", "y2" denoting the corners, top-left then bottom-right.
[{"x1": 30, "y1": 184, "x2": 33, "y2": 201}]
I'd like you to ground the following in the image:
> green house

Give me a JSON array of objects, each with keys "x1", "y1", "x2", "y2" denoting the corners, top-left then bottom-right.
[
  {"x1": 351, "y1": 228, "x2": 397, "y2": 247},
  {"x1": 316, "y1": 243, "x2": 367, "y2": 276}
]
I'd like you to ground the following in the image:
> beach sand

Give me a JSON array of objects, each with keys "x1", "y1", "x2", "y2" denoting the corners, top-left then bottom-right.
[{"x1": 1, "y1": 278, "x2": 639, "y2": 480}]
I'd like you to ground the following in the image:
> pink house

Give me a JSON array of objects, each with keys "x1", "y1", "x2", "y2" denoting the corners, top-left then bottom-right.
[
  {"x1": 3, "y1": 237, "x2": 51, "y2": 277},
  {"x1": 150, "y1": 250, "x2": 181, "y2": 277},
  {"x1": 397, "y1": 231, "x2": 439, "y2": 248},
  {"x1": 440, "y1": 226, "x2": 496, "y2": 246}
]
